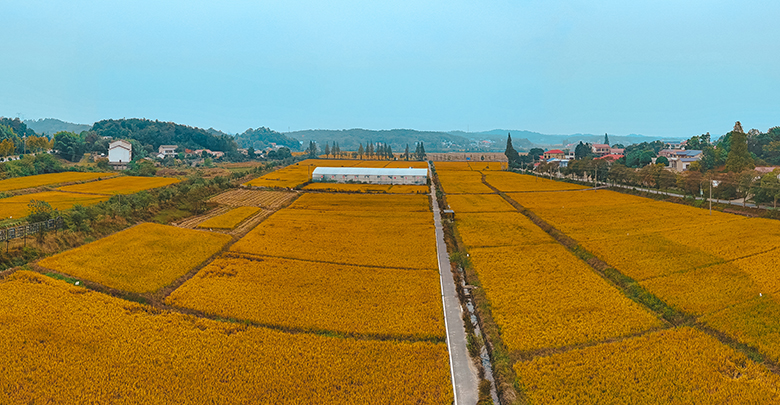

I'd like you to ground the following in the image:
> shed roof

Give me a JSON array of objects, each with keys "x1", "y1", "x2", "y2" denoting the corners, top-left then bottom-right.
[{"x1": 312, "y1": 167, "x2": 428, "y2": 176}]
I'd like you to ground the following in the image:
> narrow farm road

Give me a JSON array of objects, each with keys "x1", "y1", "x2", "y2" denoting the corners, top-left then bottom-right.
[{"x1": 429, "y1": 181, "x2": 480, "y2": 405}]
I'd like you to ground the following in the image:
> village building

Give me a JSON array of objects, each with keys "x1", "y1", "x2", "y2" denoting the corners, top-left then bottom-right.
[
  {"x1": 543, "y1": 149, "x2": 565, "y2": 160},
  {"x1": 108, "y1": 140, "x2": 131, "y2": 170},
  {"x1": 158, "y1": 145, "x2": 177, "y2": 158},
  {"x1": 591, "y1": 143, "x2": 611, "y2": 156},
  {"x1": 311, "y1": 167, "x2": 428, "y2": 185}
]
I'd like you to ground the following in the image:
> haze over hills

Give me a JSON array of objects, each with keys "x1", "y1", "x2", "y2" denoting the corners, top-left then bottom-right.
[{"x1": 15, "y1": 117, "x2": 683, "y2": 152}]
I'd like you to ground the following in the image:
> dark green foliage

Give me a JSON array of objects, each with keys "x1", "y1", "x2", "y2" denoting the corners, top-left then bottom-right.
[
  {"x1": 725, "y1": 122, "x2": 754, "y2": 173},
  {"x1": 91, "y1": 118, "x2": 238, "y2": 154},
  {"x1": 234, "y1": 127, "x2": 299, "y2": 150},
  {"x1": 656, "y1": 156, "x2": 669, "y2": 166},
  {"x1": 267, "y1": 147, "x2": 292, "y2": 160},
  {"x1": 573, "y1": 142, "x2": 591, "y2": 160},
  {"x1": 504, "y1": 133, "x2": 521, "y2": 168},
  {"x1": 53, "y1": 131, "x2": 86, "y2": 162},
  {"x1": 27, "y1": 200, "x2": 56, "y2": 223}
]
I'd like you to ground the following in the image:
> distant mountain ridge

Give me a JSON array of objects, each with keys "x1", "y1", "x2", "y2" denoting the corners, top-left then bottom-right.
[
  {"x1": 449, "y1": 129, "x2": 678, "y2": 149},
  {"x1": 24, "y1": 118, "x2": 91, "y2": 135}
]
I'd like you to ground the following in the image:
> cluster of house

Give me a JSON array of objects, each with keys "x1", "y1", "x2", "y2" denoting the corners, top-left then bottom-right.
[
  {"x1": 539, "y1": 143, "x2": 625, "y2": 168},
  {"x1": 106, "y1": 141, "x2": 228, "y2": 170},
  {"x1": 537, "y1": 141, "x2": 703, "y2": 172}
]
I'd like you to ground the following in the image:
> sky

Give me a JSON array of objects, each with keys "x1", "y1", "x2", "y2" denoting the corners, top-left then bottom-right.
[{"x1": 2, "y1": 0, "x2": 779, "y2": 138}]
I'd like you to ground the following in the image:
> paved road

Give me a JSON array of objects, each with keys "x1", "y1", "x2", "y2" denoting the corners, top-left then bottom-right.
[
  {"x1": 609, "y1": 183, "x2": 762, "y2": 209},
  {"x1": 430, "y1": 181, "x2": 480, "y2": 405}
]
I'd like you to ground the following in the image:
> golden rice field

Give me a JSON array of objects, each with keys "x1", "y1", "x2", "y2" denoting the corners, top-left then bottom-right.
[
  {"x1": 231, "y1": 208, "x2": 437, "y2": 270},
  {"x1": 468, "y1": 161, "x2": 506, "y2": 171},
  {"x1": 167, "y1": 256, "x2": 445, "y2": 340},
  {"x1": 445, "y1": 193, "x2": 515, "y2": 213},
  {"x1": 455, "y1": 212, "x2": 567, "y2": 249},
  {"x1": 436, "y1": 171, "x2": 494, "y2": 194},
  {"x1": 207, "y1": 189, "x2": 297, "y2": 209},
  {"x1": 289, "y1": 193, "x2": 431, "y2": 212},
  {"x1": 0, "y1": 171, "x2": 114, "y2": 192},
  {"x1": 0, "y1": 191, "x2": 110, "y2": 220},
  {"x1": 38, "y1": 223, "x2": 231, "y2": 293},
  {"x1": 58, "y1": 176, "x2": 180, "y2": 195},
  {"x1": 303, "y1": 182, "x2": 428, "y2": 194},
  {"x1": 432, "y1": 161, "x2": 474, "y2": 171},
  {"x1": 484, "y1": 171, "x2": 588, "y2": 192},
  {"x1": 469, "y1": 244, "x2": 663, "y2": 354},
  {"x1": 515, "y1": 327, "x2": 780, "y2": 404},
  {"x1": 0, "y1": 271, "x2": 453, "y2": 404},
  {"x1": 196, "y1": 206, "x2": 261, "y2": 230}
]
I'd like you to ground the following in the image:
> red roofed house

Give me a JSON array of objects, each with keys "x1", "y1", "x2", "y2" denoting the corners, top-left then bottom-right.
[{"x1": 543, "y1": 149, "x2": 565, "y2": 159}]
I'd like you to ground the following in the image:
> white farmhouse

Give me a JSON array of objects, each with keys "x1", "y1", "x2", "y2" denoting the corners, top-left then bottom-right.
[
  {"x1": 311, "y1": 167, "x2": 428, "y2": 185},
  {"x1": 108, "y1": 140, "x2": 131, "y2": 170},
  {"x1": 158, "y1": 145, "x2": 177, "y2": 158}
]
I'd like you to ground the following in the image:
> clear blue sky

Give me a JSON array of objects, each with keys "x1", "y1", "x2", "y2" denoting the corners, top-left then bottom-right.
[{"x1": 2, "y1": 0, "x2": 778, "y2": 138}]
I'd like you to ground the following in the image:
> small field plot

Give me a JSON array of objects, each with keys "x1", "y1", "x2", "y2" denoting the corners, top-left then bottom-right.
[
  {"x1": 231, "y1": 209, "x2": 436, "y2": 269},
  {"x1": 456, "y1": 212, "x2": 560, "y2": 249},
  {"x1": 0, "y1": 191, "x2": 110, "y2": 219},
  {"x1": 0, "y1": 271, "x2": 454, "y2": 404},
  {"x1": 196, "y1": 207, "x2": 261, "y2": 230},
  {"x1": 436, "y1": 171, "x2": 493, "y2": 194},
  {"x1": 38, "y1": 223, "x2": 231, "y2": 293},
  {"x1": 207, "y1": 189, "x2": 296, "y2": 209},
  {"x1": 58, "y1": 176, "x2": 180, "y2": 195},
  {"x1": 0, "y1": 171, "x2": 114, "y2": 192},
  {"x1": 468, "y1": 161, "x2": 506, "y2": 171},
  {"x1": 484, "y1": 171, "x2": 588, "y2": 192},
  {"x1": 515, "y1": 327, "x2": 780, "y2": 404},
  {"x1": 445, "y1": 194, "x2": 515, "y2": 213},
  {"x1": 303, "y1": 182, "x2": 428, "y2": 193},
  {"x1": 469, "y1": 245, "x2": 664, "y2": 354},
  {"x1": 704, "y1": 292, "x2": 780, "y2": 363},
  {"x1": 167, "y1": 256, "x2": 444, "y2": 340}
]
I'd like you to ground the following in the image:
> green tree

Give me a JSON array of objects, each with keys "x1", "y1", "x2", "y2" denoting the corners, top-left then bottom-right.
[
  {"x1": 404, "y1": 144, "x2": 409, "y2": 161},
  {"x1": 504, "y1": 133, "x2": 521, "y2": 168},
  {"x1": 358, "y1": 143, "x2": 365, "y2": 159},
  {"x1": 656, "y1": 156, "x2": 669, "y2": 166},
  {"x1": 246, "y1": 147, "x2": 255, "y2": 159},
  {"x1": 574, "y1": 142, "x2": 591, "y2": 160},
  {"x1": 725, "y1": 122, "x2": 754, "y2": 173},
  {"x1": 53, "y1": 131, "x2": 84, "y2": 162},
  {"x1": 324, "y1": 142, "x2": 330, "y2": 158},
  {"x1": 27, "y1": 200, "x2": 56, "y2": 223},
  {"x1": 528, "y1": 148, "x2": 544, "y2": 161},
  {"x1": 604, "y1": 133, "x2": 610, "y2": 146},
  {"x1": 751, "y1": 170, "x2": 780, "y2": 207}
]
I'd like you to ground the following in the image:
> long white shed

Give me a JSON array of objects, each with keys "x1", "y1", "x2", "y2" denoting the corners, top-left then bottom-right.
[{"x1": 311, "y1": 167, "x2": 428, "y2": 185}]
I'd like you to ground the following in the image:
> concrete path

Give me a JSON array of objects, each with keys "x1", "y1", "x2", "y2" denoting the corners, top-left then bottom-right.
[{"x1": 430, "y1": 181, "x2": 480, "y2": 405}]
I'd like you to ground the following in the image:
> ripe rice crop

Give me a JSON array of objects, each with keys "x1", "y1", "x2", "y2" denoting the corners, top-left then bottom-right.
[
  {"x1": 196, "y1": 206, "x2": 261, "y2": 229},
  {"x1": 437, "y1": 171, "x2": 493, "y2": 194},
  {"x1": 484, "y1": 171, "x2": 588, "y2": 192},
  {"x1": 467, "y1": 161, "x2": 506, "y2": 171},
  {"x1": 303, "y1": 182, "x2": 428, "y2": 194},
  {"x1": 432, "y1": 161, "x2": 472, "y2": 171},
  {"x1": 38, "y1": 223, "x2": 231, "y2": 293},
  {"x1": 231, "y1": 209, "x2": 437, "y2": 269},
  {"x1": 231, "y1": 193, "x2": 436, "y2": 269},
  {"x1": 640, "y1": 262, "x2": 760, "y2": 315},
  {"x1": 167, "y1": 256, "x2": 445, "y2": 340},
  {"x1": 0, "y1": 271, "x2": 454, "y2": 404},
  {"x1": 445, "y1": 194, "x2": 515, "y2": 213},
  {"x1": 0, "y1": 191, "x2": 110, "y2": 220},
  {"x1": 703, "y1": 293, "x2": 780, "y2": 362},
  {"x1": 455, "y1": 212, "x2": 559, "y2": 249},
  {"x1": 207, "y1": 189, "x2": 297, "y2": 209},
  {"x1": 515, "y1": 327, "x2": 780, "y2": 404},
  {"x1": 469, "y1": 245, "x2": 663, "y2": 353},
  {"x1": 0, "y1": 171, "x2": 115, "y2": 192},
  {"x1": 288, "y1": 192, "x2": 431, "y2": 212},
  {"x1": 383, "y1": 161, "x2": 429, "y2": 168},
  {"x1": 58, "y1": 176, "x2": 180, "y2": 195}
]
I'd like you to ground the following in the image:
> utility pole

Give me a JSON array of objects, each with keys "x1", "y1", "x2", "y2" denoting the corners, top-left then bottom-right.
[{"x1": 709, "y1": 175, "x2": 712, "y2": 215}]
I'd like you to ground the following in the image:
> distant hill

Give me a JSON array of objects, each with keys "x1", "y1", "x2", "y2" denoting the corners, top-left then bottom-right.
[
  {"x1": 287, "y1": 129, "x2": 473, "y2": 153},
  {"x1": 24, "y1": 118, "x2": 91, "y2": 135},
  {"x1": 235, "y1": 127, "x2": 300, "y2": 150},
  {"x1": 91, "y1": 118, "x2": 238, "y2": 153}
]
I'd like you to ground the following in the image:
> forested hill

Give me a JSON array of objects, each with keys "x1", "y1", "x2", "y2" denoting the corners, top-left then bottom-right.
[
  {"x1": 234, "y1": 127, "x2": 300, "y2": 150},
  {"x1": 91, "y1": 118, "x2": 238, "y2": 152},
  {"x1": 287, "y1": 129, "x2": 471, "y2": 152},
  {"x1": 24, "y1": 118, "x2": 90, "y2": 135}
]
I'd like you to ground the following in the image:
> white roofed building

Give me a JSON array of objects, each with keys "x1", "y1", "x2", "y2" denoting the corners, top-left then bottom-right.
[
  {"x1": 108, "y1": 140, "x2": 131, "y2": 170},
  {"x1": 311, "y1": 167, "x2": 428, "y2": 185}
]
